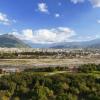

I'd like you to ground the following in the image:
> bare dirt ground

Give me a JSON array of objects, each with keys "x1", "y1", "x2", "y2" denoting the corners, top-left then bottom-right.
[{"x1": 0, "y1": 58, "x2": 100, "y2": 68}]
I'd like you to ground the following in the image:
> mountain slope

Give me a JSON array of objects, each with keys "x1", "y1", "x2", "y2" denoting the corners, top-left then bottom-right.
[
  {"x1": 51, "y1": 39, "x2": 100, "y2": 49},
  {"x1": 0, "y1": 34, "x2": 30, "y2": 48}
]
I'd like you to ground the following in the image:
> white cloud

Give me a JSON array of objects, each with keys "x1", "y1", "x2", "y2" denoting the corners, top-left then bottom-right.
[
  {"x1": 0, "y1": 13, "x2": 10, "y2": 25},
  {"x1": 70, "y1": 0, "x2": 84, "y2": 4},
  {"x1": 70, "y1": 0, "x2": 100, "y2": 8},
  {"x1": 38, "y1": 3, "x2": 49, "y2": 13},
  {"x1": 10, "y1": 27, "x2": 76, "y2": 44},
  {"x1": 0, "y1": 12, "x2": 16, "y2": 25},
  {"x1": 55, "y1": 13, "x2": 60, "y2": 18},
  {"x1": 97, "y1": 20, "x2": 100, "y2": 23},
  {"x1": 90, "y1": 0, "x2": 100, "y2": 7}
]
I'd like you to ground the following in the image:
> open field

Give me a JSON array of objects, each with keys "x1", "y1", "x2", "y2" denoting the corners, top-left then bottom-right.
[
  {"x1": 0, "y1": 48, "x2": 100, "y2": 69},
  {"x1": 0, "y1": 58, "x2": 100, "y2": 68}
]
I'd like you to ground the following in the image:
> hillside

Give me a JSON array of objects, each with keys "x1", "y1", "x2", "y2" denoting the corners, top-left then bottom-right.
[{"x1": 0, "y1": 34, "x2": 30, "y2": 48}]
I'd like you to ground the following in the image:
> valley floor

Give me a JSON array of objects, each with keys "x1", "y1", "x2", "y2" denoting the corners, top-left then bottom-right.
[{"x1": 0, "y1": 58, "x2": 100, "y2": 68}]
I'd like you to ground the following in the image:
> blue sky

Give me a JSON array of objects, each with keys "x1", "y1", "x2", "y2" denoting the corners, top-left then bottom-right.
[{"x1": 0, "y1": 0, "x2": 100, "y2": 44}]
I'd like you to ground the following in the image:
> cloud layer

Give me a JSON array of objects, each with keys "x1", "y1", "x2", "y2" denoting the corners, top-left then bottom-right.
[{"x1": 10, "y1": 27, "x2": 76, "y2": 44}]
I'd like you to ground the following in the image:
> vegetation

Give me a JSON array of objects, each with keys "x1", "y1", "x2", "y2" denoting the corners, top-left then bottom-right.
[
  {"x1": 78, "y1": 64, "x2": 100, "y2": 73},
  {"x1": 0, "y1": 64, "x2": 100, "y2": 100},
  {"x1": 0, "y1": 51, "x2": 60, "y2": 59},
  {"x1": 0, "y1": 48, "x2": 100, "y2": 59},
  {"x1": 24, "y1": 66, "x2": 68, "y2": 72}
]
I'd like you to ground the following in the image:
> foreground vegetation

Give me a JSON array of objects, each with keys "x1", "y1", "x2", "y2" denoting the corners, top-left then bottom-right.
[{"x1": 0, "y1": 64, "x2": 100, "y2": 100}]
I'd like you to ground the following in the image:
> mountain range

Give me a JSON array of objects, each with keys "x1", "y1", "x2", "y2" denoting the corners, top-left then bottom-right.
[
  {"x1": 50, "y1": 39, "x2": 100, "y2": 49},
  {"x1": 0, "y1": 34, "x2": 100, "y2": 48}
]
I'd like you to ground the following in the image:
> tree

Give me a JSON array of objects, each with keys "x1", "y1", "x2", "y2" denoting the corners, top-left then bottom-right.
[{"x1": 56, "y1": 93, "x2": 68, "y2": 100}]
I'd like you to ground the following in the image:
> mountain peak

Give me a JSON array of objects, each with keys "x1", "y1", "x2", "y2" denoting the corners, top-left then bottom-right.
[{"x1": 0, "y1": 34, "x2": 30, "y2": 48}]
